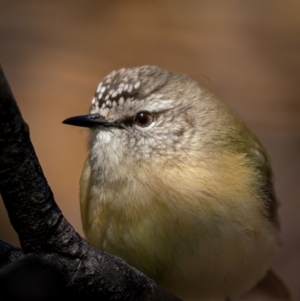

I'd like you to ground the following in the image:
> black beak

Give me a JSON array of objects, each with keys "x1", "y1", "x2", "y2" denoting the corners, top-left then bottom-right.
[{"x1": 62, "y1": 113, "x2": 117, "y2": 128}]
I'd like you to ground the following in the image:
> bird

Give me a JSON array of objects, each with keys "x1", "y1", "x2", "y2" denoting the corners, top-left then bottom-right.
[{"x1": 63, "y1": 65, "x2": 288, "y2": 301}]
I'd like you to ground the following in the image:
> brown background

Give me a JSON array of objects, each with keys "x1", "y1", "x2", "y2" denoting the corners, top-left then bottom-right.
[{"x1": 0, "y1": 0, "x2": 299, "y2": 299}]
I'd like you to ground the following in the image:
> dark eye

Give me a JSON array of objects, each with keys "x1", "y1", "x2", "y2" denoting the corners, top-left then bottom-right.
[{"x1": 134, "y1": 111, "x2": 153, "y2": 127}]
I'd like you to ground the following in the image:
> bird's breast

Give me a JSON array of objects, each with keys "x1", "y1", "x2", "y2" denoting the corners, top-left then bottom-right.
[{"x1": 80, "y1": 153, "x2": 279, "y2": 300}]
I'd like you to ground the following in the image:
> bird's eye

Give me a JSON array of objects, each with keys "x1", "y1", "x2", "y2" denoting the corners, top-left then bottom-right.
[{"x1": 134, "y1": 111, "x2": 153, "y2": 127}]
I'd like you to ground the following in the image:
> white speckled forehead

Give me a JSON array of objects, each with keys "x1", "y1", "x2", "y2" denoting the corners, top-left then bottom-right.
[{"x1": 90, "y1": 65, "x2": 170, "y2": 113}]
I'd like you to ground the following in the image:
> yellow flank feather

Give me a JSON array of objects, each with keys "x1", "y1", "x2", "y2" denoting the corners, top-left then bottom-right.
[{"x1": 80, "y1": 149, "x2": 279, "y2": 300}]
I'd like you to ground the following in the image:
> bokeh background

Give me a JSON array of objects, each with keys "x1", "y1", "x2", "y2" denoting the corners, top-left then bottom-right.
[{"x1": 0, "y1": 0, "x2": 299, "y2": 299}]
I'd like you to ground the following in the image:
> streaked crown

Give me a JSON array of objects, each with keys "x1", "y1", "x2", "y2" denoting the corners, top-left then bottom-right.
[{"x1": 90, "y1": 66, "x2": 171, "y2": 114}]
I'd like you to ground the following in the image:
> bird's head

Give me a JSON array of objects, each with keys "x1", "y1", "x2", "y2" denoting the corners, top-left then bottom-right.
[{"x1": 63, "y1": 65, "x2": 225, "y2": 166}]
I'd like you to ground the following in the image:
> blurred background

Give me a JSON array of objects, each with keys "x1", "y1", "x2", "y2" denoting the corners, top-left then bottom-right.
[{"x1": 0, "y1": 0, "x2": 299, "y2": 299}]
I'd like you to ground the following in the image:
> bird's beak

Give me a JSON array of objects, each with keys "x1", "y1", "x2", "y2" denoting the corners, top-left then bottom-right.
[{"x1": 62, "y1": 113, "x2": 114, "y2": 128}]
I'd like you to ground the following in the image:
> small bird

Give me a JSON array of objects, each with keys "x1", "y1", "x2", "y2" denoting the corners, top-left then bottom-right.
[{"x1": 63, "y1": 66, "x2": 288, "y2": 301}]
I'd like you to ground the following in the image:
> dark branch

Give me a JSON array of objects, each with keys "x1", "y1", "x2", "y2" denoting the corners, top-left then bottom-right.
[{"x1": 0, "y1": 65, "x2": 181, "y2": 301}]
